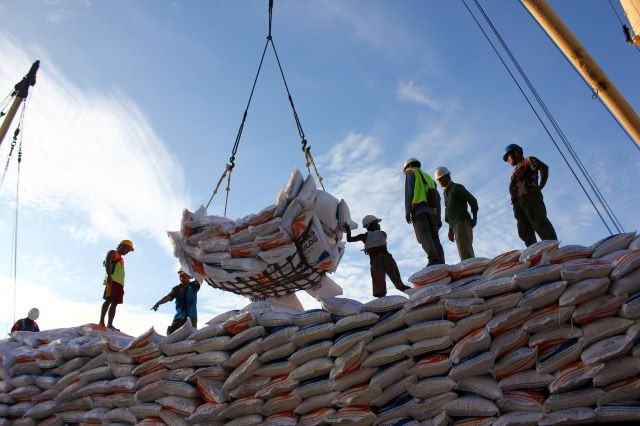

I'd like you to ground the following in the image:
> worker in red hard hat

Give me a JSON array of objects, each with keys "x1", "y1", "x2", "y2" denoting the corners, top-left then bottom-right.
[
  {"x1": 152, "y1": 268, "x2": 201, "y2": 334},
  {"x1": 403, "y1": 157, "x2": 445, "y2": 266},
  {"x1": 344, "y1": 215, "x2": 410, "y2": 297},
  {"x1": 504, "y1": 144, "x2": 557, "y2": 246},
  {"x1": 99, "y1": 239, "x2": 135, "y2": 331}
]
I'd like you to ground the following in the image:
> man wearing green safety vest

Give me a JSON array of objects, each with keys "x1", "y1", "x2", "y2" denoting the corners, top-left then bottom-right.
[
  {"x1": 99, "y1": 239, "x2": 134, "y2": 331},
  {"x1": 404, "y1": 158, "x2": 445, "y2": 265}
]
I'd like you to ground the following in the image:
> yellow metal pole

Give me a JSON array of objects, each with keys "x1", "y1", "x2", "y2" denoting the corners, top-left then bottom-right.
[{"x1": 521, "y1": 0, "x2": 640, "y2": 147}]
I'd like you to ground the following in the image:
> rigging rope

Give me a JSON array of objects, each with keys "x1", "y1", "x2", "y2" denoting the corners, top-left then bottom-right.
[
  {"x1": 0, "y1": 100, "x2": 26, "y2": 192},
  {"x1": 462, "y1": 0, "x2": 618, "y2": 235},
  {"x1": 205, "y1": 0, "x2": 324, "y2": 213},
  {"x1": 7, "y1": 100, "x2": 26, "y2": 326},
  {"x1": 472, "y1": 0, "x2": 625, "y2": 233}
]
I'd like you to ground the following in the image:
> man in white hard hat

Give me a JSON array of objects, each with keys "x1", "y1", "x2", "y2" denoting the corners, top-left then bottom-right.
[
  {"x1": 435, "y1": 166, "x2": 479, "y2": 261},
  {"x1": 344, "y1": 215, "x2": 410, "y2": 297},
  {"x1": 403, "y1": 158, "x2": 445, "y2": 265},
  {"x1": 11, "y1": 308, "x2": 40, "y2": 332},
  {"x1": 152, "y1": 268, "x2": 202, "y2": 334}
]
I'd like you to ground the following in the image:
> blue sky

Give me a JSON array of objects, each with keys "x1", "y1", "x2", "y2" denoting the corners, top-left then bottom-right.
[{"x1": 0, "y1": 0, "x2": 638, "y2": 335}]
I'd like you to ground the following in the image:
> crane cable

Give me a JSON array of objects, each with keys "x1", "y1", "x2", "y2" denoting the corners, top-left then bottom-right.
[
  {"x1": 0, "y1": 100, "x2": 26, "y2": 191},
  {"x1": 462, "y1": 0, "x2": 623, "y2": 235},
  {"x1": 3, "y1": 99, "x2": 27, "y2": 328},
  {"x1": 205, "y1": 0, "x2": 324, "y2": 214},
  {"x1": 472, "y1": 0, "x2": 625, "y2": 233}
]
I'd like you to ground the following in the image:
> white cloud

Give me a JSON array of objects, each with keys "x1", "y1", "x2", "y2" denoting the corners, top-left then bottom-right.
[
  {"x1": 1, "y1": 277, "x2": 174, "y2": 336},
  {"x1": 397, "y1": 80, "x2": 439, "y2": 110},
  {"x1": 46, "y1": 10, "x2": 74, "y2": 24},
  {"x1": 0, "y1": 34, "x2": 189, "y2": 250}
]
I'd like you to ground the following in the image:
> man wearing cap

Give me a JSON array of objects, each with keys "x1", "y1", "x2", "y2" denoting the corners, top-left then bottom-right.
[
  {"x1": 11, "y1": 308, "x2": 40, "y2": 332},
  {"x1": 503, "y1": 144, "x2": 557, "y2": 246},
  {"x1": 99, "y1": 239, "x2": 134, "y2": 331},
  {"x1": 435, "y1": 167, "x2": 479, "y2": 261},
  {"x1": 152, "y1": 268, "x2": 202, "y2": 334},
  {"x1": 403, "y1": 158, "x2": 445, "y2": 265},
  {"x1": 345, "y1": 215, "x2": 409, "y2": 297}
]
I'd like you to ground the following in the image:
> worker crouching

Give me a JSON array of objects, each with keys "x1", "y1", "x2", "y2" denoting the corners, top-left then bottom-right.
[{"x1": 345, "y1": 215, "x2": 410, "y2": 298}]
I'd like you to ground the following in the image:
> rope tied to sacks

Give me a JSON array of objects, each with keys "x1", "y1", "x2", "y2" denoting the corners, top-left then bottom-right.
[{"x1": 206, "y1": 0, "x2": 325, "y2": 212}]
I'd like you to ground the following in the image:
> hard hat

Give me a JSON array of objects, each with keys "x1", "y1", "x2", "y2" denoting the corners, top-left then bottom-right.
[
  {"x1": 434, "y1": 167, "x2": 451, "y2": 180},
  {"x1": 403, "y1": 157, "x2": 420, "y2": 172},
  {"x1": 119, "y1": 239, "x2": 135, "y2": 251},
  {"x1": 28, "y1": 308, "x2": 39, "y2": 321},
  {"x1": 362, "y1": 215, "x2": 381, "y2": 228},
  {"x1": 503, "y1": 143, "x2": 523, "y2": 162}
]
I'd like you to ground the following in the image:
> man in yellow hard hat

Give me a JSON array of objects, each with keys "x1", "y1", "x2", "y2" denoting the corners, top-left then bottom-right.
[{"x1": 99, "y1": 239, "x2": 134, "y2": 331}]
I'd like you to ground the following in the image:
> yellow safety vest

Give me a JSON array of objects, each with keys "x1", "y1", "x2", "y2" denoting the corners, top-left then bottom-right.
[
  {"x1": 104, "y1": 251, "x2": 125, "y2": 286},
  {"x1": 411, "y1": 168, "x2": 436, "y2": 207}
]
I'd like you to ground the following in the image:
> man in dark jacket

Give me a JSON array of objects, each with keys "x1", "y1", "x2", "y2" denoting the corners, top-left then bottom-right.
[
  {"x1": 404, "y1": 157, "x2": 445, "y2": 265},
  {"x1": 504, "y1": 144, "x2": 557, "y2": 246},
  {"x1": 435, "y1": 167, "x2": 479, "y2": 261},
  {"x1": 11, "y1": 308, "x2": 40, "y2": 332}
]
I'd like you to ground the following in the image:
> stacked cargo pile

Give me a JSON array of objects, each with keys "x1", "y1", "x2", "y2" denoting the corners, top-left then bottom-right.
[
  {"x1": 168, "y1": 168, "x2": 356, "y2": 300},
  {"x1": 1, "y1": 231, "x2": 640, "y2": 425}
]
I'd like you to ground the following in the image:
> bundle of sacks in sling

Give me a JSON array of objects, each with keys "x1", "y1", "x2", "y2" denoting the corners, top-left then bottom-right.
[
  {"x1": 168, "y1": 168, "x2": 356, "y2": 299},
  {"x1": 2, "y1": 231, "x2": 640, "y2": 426}
]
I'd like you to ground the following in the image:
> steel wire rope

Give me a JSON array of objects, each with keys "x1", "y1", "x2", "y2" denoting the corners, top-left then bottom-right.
[
  {"x1": 0, "y1": 100, "x2": 26, "y2": 192},
  {"x1": 472, "y1": 0, "x2": 625, "y2": 233},
  {"x1": 8, "y1": 100, "x2": 26, "y2": 326},
  {"x1": 461, "y1": 0, "x2": 614, "y2": 235},
  {"x1": 205, "y1": 38, "x2": 270, "y2": 212},
  {"x1": 206, "y1": 0, "x2": 326, "y2": 213}
]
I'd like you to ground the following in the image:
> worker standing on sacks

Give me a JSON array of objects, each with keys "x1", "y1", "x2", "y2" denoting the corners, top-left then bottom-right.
[
  {"x1": 99, "y1": 239, "x2": 134, "y2": 331},
  {"x1": 404, "y1": 157, "x2": 445, "y2": 265},
  {"x1": 504, "y1": 144, "x2": 557, "y2": 247},
  {"x1": 11, "y1": 308, "x2": 40, "y2": 332},
  {"x1": 152, "y1": 268, "x2": 201, "y2": 334},
  {"x1": 345, "y1": 215, "x2": 410, "y2": 297},
  {"x1": 435, "y1": 166, "x2": 479, "y2": 261}
]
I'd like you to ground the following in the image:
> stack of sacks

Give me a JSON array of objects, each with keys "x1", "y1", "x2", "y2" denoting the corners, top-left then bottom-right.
[
  {"x1": 2, "y1": 230, "x2": 640, "y2": 425},
  {"x1": 0, "y1": 325, "x2": 136, "y2": 425},
  {"x1": 168, "y1": 168, "x2": 357, "y2": 300}
]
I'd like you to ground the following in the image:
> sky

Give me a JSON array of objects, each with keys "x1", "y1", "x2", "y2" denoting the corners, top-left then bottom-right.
[{"x1": 0, "y1": 0, "x2": 638, "y2": 336}]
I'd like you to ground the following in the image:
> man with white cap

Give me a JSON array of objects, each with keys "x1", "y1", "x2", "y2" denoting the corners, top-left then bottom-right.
[
  {"x1": 435, "y1": 166, "x2": 478, "y2": 261},
  {"x1": 11, "y1": 308, "x2": 40, "y2": 332},
  {"x1": 403, "y1": 157, "x2": 445, "y2": 265},
  {"x1": 345, "y1": 215, "x2": 410, "y2": 297},
  {"x1": 152, "y1": 268, "x2": 202, "y2": 334}
]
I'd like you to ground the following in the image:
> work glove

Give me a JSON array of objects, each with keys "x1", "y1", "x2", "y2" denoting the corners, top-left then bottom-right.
[
  {"x1": 448, "y1": 227, "x2": 455, "y2": 242},
  {"x1": 405, "y1": 213, "x2": 412, "y2": 224},
  {"x1": 471, "y1": 217, "x2": 477, "y2": 228},
  {"x1": 151, "y1": 305, "x2": 159, "y2": 312}
]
